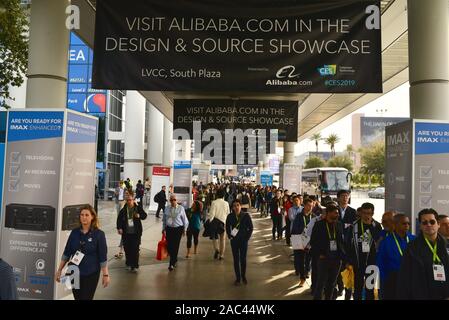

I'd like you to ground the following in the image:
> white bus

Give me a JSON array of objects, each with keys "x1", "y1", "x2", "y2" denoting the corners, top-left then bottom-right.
[{"x1": 301, "y1": 167, "x2": 352, "y2": 202}]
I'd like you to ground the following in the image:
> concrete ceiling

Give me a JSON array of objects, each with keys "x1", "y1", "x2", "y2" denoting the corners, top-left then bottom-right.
[{"x1": 75, "y1": 0, "x2": 409, "y2": 142}]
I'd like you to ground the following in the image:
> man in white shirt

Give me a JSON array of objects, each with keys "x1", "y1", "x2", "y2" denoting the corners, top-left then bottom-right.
[{"x1": 207, "y1": 188, "x2": 230, "y2": 260}]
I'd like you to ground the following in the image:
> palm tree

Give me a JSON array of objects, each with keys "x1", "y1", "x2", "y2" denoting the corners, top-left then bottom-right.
[
  {"x1": 311, "y1": 133, "x2": 322, "y2": 156},
  {"x1": 325, "y1": 134, "x2": 340, "y2": 157}
]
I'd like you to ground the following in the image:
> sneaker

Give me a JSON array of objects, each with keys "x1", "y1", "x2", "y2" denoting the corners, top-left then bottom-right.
[
  {"x1": 234, "y1": 280, "x2": 241, "y2": 286},
  {"x1": 130, "y1": 268, "x2": 138, "y2": 273},
  {"x1": 126, "y1": 266, "x2": 132, "y2": 271},
  {"x1": 218, "y1": 256, "x2": 224, "y2": 260},
  {"x1": 168, "y1": 265, "x2": 174, "y2": 271},
  {"x1": 242, "y1": 277, "x2": 248, "y2": 285},
  {"x1": 214, "y1": 250, "x2": 219, "y2": 260}
]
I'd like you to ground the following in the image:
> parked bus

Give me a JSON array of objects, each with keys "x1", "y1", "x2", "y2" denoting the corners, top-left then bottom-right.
[{"x1": 301, "y1": 167, "x2": 352, "y2": 202}]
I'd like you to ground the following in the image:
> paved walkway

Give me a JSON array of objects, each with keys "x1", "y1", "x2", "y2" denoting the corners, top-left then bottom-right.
[{"x1": 92, "y1": 200, "x2": 313, "y2": 300}]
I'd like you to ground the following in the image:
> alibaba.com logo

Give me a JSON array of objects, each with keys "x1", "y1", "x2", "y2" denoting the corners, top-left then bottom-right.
[{"x1": 276, "y1": 65, "x2": 300, "y2": 79}]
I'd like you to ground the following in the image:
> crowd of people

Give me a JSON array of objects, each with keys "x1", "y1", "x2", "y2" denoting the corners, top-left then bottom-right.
[
  {"x1": 115, "y1": 180, "x2": 449, "y2": 300},
  {"x1": 2, "y1": 178, "x2": 448, "y2": 301}
]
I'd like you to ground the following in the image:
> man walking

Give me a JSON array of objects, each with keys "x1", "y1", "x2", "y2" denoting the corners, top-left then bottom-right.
[
  {"x1": 163, "y1": 195, "x2": 189, "y2": 271},
  {"x1": 311, "y1": 203, "x2": 345, "y2": 300},
  {"x1": 154, "y1": 186, "x2": 167, "y2": 218},
  {"x1": 207, "y1": 188, "x2": 230, "y2": 260},
  {"x1": 376, "y1": 214, "x2": 415, "y2": 299},
  {"x1": 397, "y1": 209, "x2": 449, "y2": 299}
]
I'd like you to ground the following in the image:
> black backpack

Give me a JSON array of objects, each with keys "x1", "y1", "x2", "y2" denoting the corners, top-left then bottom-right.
[{"x1": 154, "y1": 192, "x2": 160, "y2": 203}]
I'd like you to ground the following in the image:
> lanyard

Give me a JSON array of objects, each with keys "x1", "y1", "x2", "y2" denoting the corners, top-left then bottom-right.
[
  {"x1": 127, "y1": 206, "x2": 135, "y2": 220},
  {"x1": 326, "y1": 222, "x2": 336, "y2": 240},
  {"x1": 303, "y1": 215, "x2": 310, "y2": 227},
  {"x1": 236, "y1": 214, "x2": 241, "y2": 229},
  {"x1": 170, "y1": 206, "x2": 178, "y2": 219},
  {"x1": 424, "y1": 237, "x2": 442, "y2": 264},
  {"x1": 392, "y1": 233, "x2": 409, "y2": 256},
  {"x1": 360, "y1": 221, "x2": 371, "y2": 241}
]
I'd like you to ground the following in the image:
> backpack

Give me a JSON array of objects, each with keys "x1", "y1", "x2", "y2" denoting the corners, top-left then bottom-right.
[{"x1": 154, "y1": 193, "x2": 160, "y2": 203}]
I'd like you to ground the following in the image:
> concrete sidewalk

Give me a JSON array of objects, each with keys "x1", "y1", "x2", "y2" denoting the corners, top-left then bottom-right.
[{"x1": 92, "y1": 200, "x2": 312, "y2": 300}]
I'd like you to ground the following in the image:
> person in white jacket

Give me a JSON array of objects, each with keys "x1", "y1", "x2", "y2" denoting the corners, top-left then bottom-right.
[{"x1": 207, "y1": 188, "x2": 230, "y2": 260}]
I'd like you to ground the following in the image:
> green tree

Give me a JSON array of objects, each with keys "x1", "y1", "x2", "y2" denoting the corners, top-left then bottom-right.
[
  {"x1": 0, "y1": 0, "x2": 28, "y2": 109},
  {"x1": 311, "y1": 133, "x2": 322, "y2": 156},
  {"x1": 360, "y1": 141, "x2": 385, "y2": 183},
  {"x1": 324, "y1": 133, "x2": 340, "y2": 157},
  {"x1": 304, "y1": 156, "x2": 325, "y2": 169},
  {"x1": 327, "y1": 155, "x2": 353, "y2": 172}
]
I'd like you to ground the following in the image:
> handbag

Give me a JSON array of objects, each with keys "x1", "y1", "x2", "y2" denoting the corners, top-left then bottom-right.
[
  {"x1": 156, "y1": 234, "x2": 168, "y2": 260},
  {"x1": 202, "y1": 219, "x2": 211, "y2": 237}
]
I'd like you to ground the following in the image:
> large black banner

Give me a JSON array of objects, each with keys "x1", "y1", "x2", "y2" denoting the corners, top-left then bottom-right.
[
  {"x1": 173, "y1": 99, "x2": 296, "y2": 165},
  {"x1": 173, "y1": 99, "x2": 298, "y2": 141},
  {"x1": 93, "y1": 0, "x2": 382, "y2": 93}
]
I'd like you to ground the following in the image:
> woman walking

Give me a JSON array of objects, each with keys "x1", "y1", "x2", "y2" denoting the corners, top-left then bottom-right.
[
  {"x1": 56, "y1": 204, "x2": 109, "y2": 300},
  {"x1": 186, "y1": 200, "x2": 202, "y2": 258},
  {"x1": 226, "y1": 199, "x2": 254, "y2": 286},
  {"x1": 117, "y1": 191, "x2": 148, "y2": 272}
]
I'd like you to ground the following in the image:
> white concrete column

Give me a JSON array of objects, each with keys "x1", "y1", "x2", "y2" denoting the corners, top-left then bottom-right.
[
  {"x1": 124, "y1": 91, "x2": 145, "y2": 184},
  {"x1": 146, "y1": 102, "x2": 164, "y2": 176},
  {"x1": 163, "y1": 117, "x2": 173, "y2": 166},
  {"x1": 283, "y1": 142, "x2": 296, "y2": 164},
  {"x1": 26, "y1": 0, "x2": 70, "y2": 108},
  {"x1": 408, "y1": 0, "x2": 449, "y2": 120}
]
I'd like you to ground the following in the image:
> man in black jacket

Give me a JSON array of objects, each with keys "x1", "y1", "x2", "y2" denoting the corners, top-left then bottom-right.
[
  {"x1": 336, "y1": 189, "x2": 357, "y2": 297},
  {"x1": 397, "y1": 208, "x2": 449, "y2": 299},
  {"x1": 337, "y1": 190, "x2": 357, "y2": 227},
  {"x1": 226, "y1": 199, "x2": 254, "y2": 286},
  {"x1": 117, "y1": 191, "x2": 148, "y2": 272},
  {"x1": 154, "y1": 186, "x2": 167, "y2": 218},
  {"x1": 345, "y1": 202, "x2": 382, "y2": 300},
  {"x1": 311, "y1": 203, "x2": 345, "y2": 300}
]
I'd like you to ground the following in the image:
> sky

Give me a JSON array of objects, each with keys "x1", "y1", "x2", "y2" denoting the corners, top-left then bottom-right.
[{"x1": 296, "y1": 82, "x2": 411, "y2": 155}]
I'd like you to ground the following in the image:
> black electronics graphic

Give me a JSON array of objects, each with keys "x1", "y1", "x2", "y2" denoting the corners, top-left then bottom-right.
[
  {"x1": 4, "y1": 204, "x2": 56, "y2": 231},
  {"x1": 62, "y1": 205, "x2": 87, "y2": 231}
]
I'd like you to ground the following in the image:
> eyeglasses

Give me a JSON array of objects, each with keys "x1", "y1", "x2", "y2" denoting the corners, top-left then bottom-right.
[
  {"x1": 170, "y1": 199, "x2": 177, "y2": 202},
  {"x1": 421, "y1": 220, "x2": 437, "y2": 226}
]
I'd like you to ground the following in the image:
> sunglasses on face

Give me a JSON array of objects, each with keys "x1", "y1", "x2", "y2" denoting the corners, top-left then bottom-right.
[{"x1": 421, "y1": 220, "x2": 437, "y2": 226}]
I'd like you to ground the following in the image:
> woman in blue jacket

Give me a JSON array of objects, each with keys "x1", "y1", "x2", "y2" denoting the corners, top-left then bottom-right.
[
  {"x1": 56, "y1": 204, "x2": 109, "y2": 300},
  {"x1": 226, "y1": 199, "x2": 253, "y2": 286},
  {"x1": 186, "y1": 200, "x2": 202, "y2": 258}
]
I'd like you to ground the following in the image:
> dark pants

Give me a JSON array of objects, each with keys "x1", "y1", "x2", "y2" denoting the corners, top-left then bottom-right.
[
  {"x1": 293, "y1": 249, "x2": 311, "y2": 280},
  {"x1": 313, "y1": 257, "x2": 342, "y2": 300},
  {"x1": 381, "y1": 272, "x2": 398, "y2": 300},
  {"x1": 354, "y1": 265, "x2": 375, "y2": 300},
  {"x1": 285, "y1": 219, "x2": 291, "y2": 245},
  {"x1": 72, "y1": 271, "x2": 100, "y2": 300},
  {"x1": 123, "y1": 233, "x2": 141, "y2": 268},
  {"x1": 156, "y1": 204, "x2": 165, "y2": 217},
  {"x1": 271, "y1": 215, "x2": 283, "y2": 239},
  {"x1": 336, "y1": 265, "x2": 344, "y2": 294},
  {"x1": 231, "y1": 240, "x2": 248, "y2": 281},
  {"x1": 166, "y1": 226, "x2": 183, "y2": 267},
  {"x1": 187, "y1": 228, "x2": 200, "y2": 248}
]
